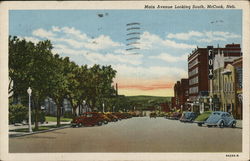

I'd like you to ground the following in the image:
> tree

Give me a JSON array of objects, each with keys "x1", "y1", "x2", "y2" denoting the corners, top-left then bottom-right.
[
  {"x1": 9, "y1": 36, "x2": 35, "y2": 103},
  {"x1": 88, "y1": 65, "x2": 116, "y2": 110},
  {"x1": 66, "y1": 63, "x2": 89, "y2": 117},
  {"x1": 29, "y1": 40, "x2": 55, "y2": 130},
  {"x1": 9, "y1": 35, "x2": 118, "y2": 127},
  {"x1": 9, "y1": 36, "x2": 56, "y2": 130},
  {"x1": 63, "y1": 59, "x2": 80, "y2": 116},
  {"x1": 47, "y1": 54, "x2": 69, "y2": 127}
]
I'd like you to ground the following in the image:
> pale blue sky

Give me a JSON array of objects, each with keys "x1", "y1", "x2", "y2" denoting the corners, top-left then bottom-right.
[{"x1": 9, "y1": 10, "x2": 242, "y2": 96}]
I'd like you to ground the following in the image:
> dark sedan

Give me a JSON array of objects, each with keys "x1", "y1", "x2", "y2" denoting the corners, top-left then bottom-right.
[{"x1": 180, "y1": 112, "x2": 197, "y2": 123}]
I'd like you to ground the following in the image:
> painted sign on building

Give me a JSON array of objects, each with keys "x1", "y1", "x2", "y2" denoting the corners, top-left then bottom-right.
[
  {"x1": 235, "y1": 67, "x2": 242, "y2": 89},
  {"x1": 207, "y1": 46, "x2": 214, "y2": 79}
]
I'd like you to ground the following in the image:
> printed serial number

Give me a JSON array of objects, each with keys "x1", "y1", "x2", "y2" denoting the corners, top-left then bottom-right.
[{"x1": 226, "y1": 154, "x2": 239, "y2": 157}]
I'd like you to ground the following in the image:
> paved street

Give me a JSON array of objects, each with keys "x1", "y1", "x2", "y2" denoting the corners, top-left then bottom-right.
[{"x1": 9, "y1": 117, "x2": 242, "y2": 153}]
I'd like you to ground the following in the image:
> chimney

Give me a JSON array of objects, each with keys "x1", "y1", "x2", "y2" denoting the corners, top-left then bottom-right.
[{"x1": 116, "y1": 83, "x2": 118, "y2": 96}]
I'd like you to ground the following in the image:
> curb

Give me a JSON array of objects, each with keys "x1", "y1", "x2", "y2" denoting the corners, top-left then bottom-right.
[{"x1": 9, "y1": 124, "x2": 71, "y2": 138}]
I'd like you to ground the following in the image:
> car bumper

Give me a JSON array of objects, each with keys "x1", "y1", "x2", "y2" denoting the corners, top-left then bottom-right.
[{"x1": 204, "y1": 123, "x2": 217, "y2": 126}]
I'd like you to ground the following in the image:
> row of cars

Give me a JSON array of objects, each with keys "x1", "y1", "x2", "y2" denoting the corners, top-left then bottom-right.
[
  {"x1": 165, "y1": 111, "x2": 237, "y2": 128},
  {"x1": 71, "y1": 112, "x2": 136, "y2": 127}
]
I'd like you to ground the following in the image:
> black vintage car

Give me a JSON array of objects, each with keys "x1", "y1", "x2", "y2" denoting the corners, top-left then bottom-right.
[{"x1": 150, "y1": 112, "x2": 157, "y2": 118}]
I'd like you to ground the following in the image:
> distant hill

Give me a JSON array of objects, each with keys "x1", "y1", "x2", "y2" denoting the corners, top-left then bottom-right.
[
  {"x1": 127, "y1": 95, "x2": 171, "y2": 101},
  {"x1": 126, "y1": 95, "x2": 171, "y2": 110}
]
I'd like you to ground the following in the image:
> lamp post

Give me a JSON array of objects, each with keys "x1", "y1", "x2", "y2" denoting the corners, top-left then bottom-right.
[
  {"x1": 27, "y1": 87, "x2": 32, "y2": 133},
  {"x1": 83, "y1": 100, "x2": 86, "y2": 113},
  {"x1": 102, "y1": 103, "x2": 105, "y2": 113},
  {"x1": 209, "y1": 97, "x2": 212, "y2": 111}
]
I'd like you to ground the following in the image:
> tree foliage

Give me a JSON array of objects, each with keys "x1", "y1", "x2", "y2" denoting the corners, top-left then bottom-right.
[{"x1": 9, "y1": 36, "x2": 117, "y2": 127}]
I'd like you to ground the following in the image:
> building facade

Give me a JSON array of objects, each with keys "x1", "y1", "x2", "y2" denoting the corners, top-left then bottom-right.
[
  {"x1": 188, "y1": 43, "x2": 242, "y2": 113},
  {"x1": 171, "y1": 97, "x2": 176, "y2": 111},
  {"x1": 212, "y1": 49, "x2": 241, "y2": 112},
  {"x1": 233, "y1": 57, "x2": 243, "y2": 119},
  {"x1": 188, "y1": 48, "x2": 209, "y2": 112},
  {"x1": 221, "y1": 64, "x2": 236, "y2": 116},
  {"x1": 173, "y1": 79, "x2": 189, "y2": 111},
  {"x1": 44, "y1": 98, "x2": 73, "y2": 116}
]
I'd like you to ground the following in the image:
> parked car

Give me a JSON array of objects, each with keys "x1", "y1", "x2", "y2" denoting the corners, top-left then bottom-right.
[
  {"x1": 180, "y1": 112, "x2": 197, "y2": 123},
  {"x1": 169, "y1": 112, "x2": 182, "y2": 120},
  {"x1": 204, "y1": 111, "x2": 236, "y2": 128},
  {"x1": 105, "y1": 113, "x2": 118, "y2": 122},
  {"x1": 71, "y1": 112, "x2": 104, "y2": 127},
  {"x1": 124, "y1": 112, "x2": 132, "y2": 119},
  {"x1": 129, "y1": 111, "x2": 139, "y2": 117},
  {"x1": 194, "y1": 111, "x2": 212, "y2": 126},
  {"x1": 164, "y1": 112, "x2": 172, "y2": 119},
  {"x1": 99, "y1": 113, "x2": 111, "y2": 124},
  {"x1": 112, "y1": 112, "x2": 126, "y2": 120},
  {"x1": 150, "y1": 112, "x2": 157, "y2": 118}
]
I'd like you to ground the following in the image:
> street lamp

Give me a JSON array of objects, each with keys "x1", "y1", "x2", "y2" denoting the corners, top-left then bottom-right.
[
  {"x1": 27, "y1": 87, "x2": 32, "y2": 133},
  {"x1": 83, "y1": 100, "x2": 86, "y2": 113},
  {"x1": 209, "y1": 97, "x2": 212, "y2": 111},
  {"x1": 102, "y1": 103, "x2": 105, "y2": 113}
]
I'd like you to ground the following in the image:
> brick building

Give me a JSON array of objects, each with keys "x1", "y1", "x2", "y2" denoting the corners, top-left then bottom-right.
[
  {"x1": 188, "y1": 43, "x2": 242, "y2": 113},
  {"x1": 232, "y1": 57, "x2": 243, "y2": 119},
  {"x1": 171, "y1": 97, "x2": 176, "y2": 111},
  {"x1": 160, "y1": 103, "x2": 171, "y2": 112},
  {"x1": 173, "y1": 79, "x2": 189, "y2": 111}
]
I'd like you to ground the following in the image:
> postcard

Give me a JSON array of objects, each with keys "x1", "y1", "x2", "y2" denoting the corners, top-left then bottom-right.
[{"x1": 0, "y1": 1, "x2": 249, "y2": 161}]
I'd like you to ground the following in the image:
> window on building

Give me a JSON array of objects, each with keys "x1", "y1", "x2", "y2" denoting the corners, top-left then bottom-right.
[
  {"x1": 188, "y1": 67, "x2": 198, "y2": 77},
  {"x1": 189, "y1": 58, "x2": 199, "y2": 69},
  {"x1": 189, "y1": 87, "x2": 198, "y2": 94},
  {"x1": 224, "y1": 79, "x2": 227, "y2": 92},
  {"x1": 189, "y1": 76, "x2": 199, "y2": 85}
]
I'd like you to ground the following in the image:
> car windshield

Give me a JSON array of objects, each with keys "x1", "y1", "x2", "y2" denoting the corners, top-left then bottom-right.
[
  {"x1": 213, "y1": 112, "x2": 221, "y2": 115},
  {"x1": 185, "y1": 112, "x2": 191, "y2": 117}
]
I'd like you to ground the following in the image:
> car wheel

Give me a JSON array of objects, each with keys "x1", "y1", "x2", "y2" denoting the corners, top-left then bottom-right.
[
  {"x1": 77, "y1": 123, "x2": 82, "y2": 127},
  {"x1": 97, "y1": 121, "x2": 102, "y2": 126},
  {"x1": 197, "y1": 123, "x2": 202, "y2": 127},
  {"x1": 207, "y1": 125, "x2": 212, "y2": 128},
  {"x1": 219, "y1": 121, "x2": 224, "y2": 128},
  {"x1": 231, "y1": 122, "x2": 236, "y2": 128}
]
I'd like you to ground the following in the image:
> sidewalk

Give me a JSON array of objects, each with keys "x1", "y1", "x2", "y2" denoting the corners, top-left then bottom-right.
[{"x1": 9, "y1": 121, "x2": 71, "y2": 137}]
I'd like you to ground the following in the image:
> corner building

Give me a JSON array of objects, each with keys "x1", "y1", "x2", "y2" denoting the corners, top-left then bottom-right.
[
  {"x1": 188, "y1": 48, "x2": 209, "y2": 112},
  {"x1": 188, "y1": 44, "x2": 242, "y2": 113}
]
